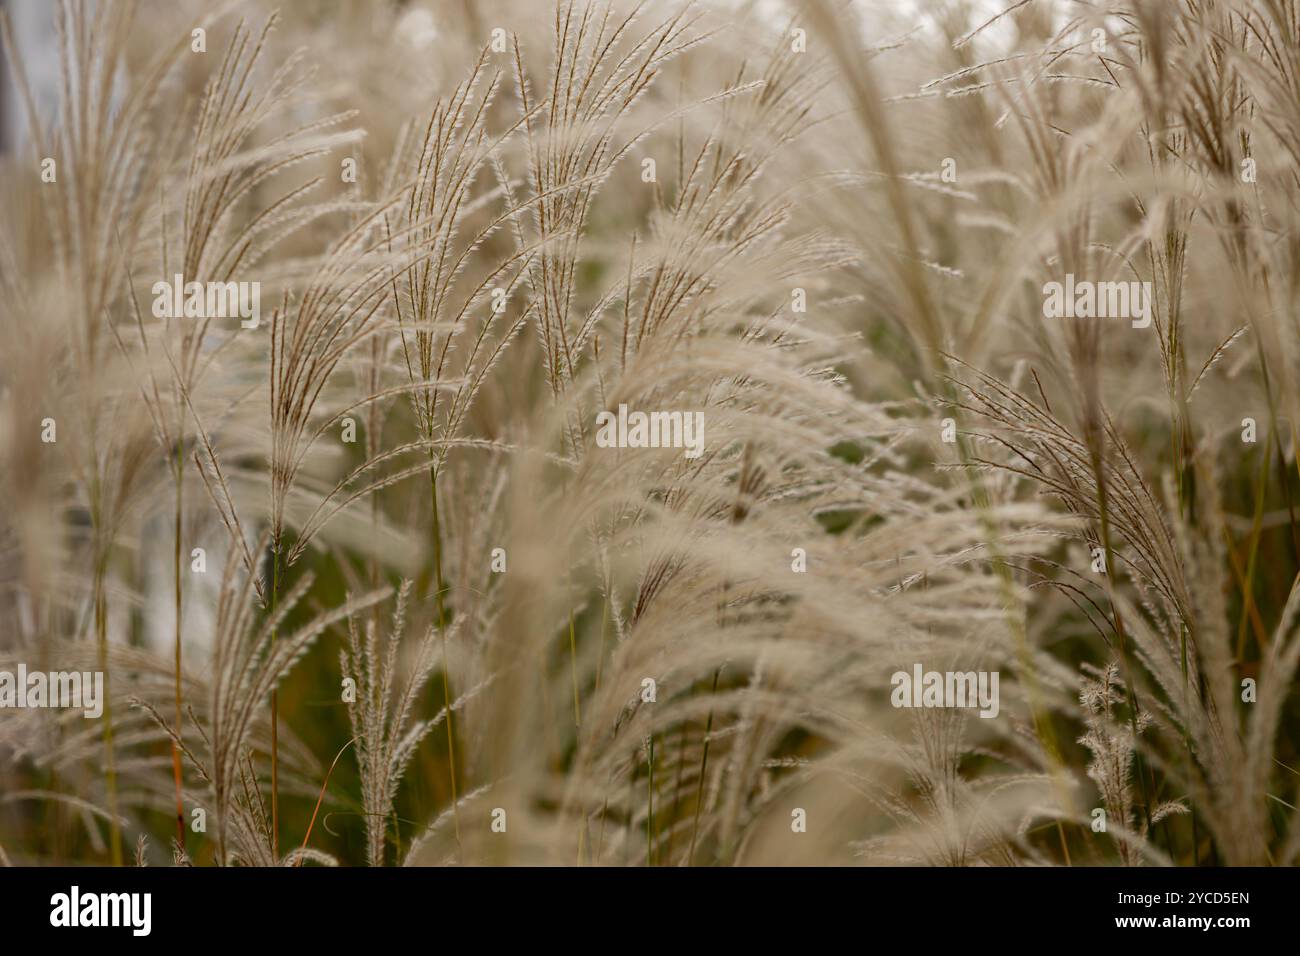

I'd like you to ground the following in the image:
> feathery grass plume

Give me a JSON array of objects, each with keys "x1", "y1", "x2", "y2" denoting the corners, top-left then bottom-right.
[
  {"x1": 193, "y1": 528, "x2": 389, "y2": 865},
  {"x1": 511, "y1": 0, "x2": 710, "y2": 401},
  {"x1": 381, "y1": 49, "x2": 539, "y2": 843},
  {"x1": 4, "y1": 0, "x2": 1300, "y2": 870},
  {"x1": 1078, "y1": 661, "x2": 1186, "y2": 865},
  {"x1": 341, "y1": 580, "x2": 442, "y2": 866}
]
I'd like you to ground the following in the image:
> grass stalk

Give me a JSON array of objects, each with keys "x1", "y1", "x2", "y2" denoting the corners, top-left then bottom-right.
[
  {"x1": 171, "y1": 444, "x2": 186, "y2": 849},
  {"x1": 429, "y1": 462, "x2": 461, "y2": 847},
  {"x1": 270, "y1": 540, "x2": 279, "y2": 860}
]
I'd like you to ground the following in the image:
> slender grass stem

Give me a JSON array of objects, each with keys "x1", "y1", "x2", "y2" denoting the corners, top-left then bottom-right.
[
  {"x1": 429, "y1": 462, "x2": 461, "y2": 847},
  {"x1": 568, "y1": 610, "x2": 581, "y2": 728},
  {"x1": 270, "y1": 538, "x2": 280, "y2": 860},
  {"x1": 664, "y1": 716, "x2": 691, "y2": 865},
  {"x1": 687, "y1": 666, "x2": 722, "y2": 866},
  {"x1": 171, "y1": 446, "x2": 185, "y2": 850},
  {"x1": 95, "y1": 571, "x2": 122, "y2": 866},
  {"x1": 645, "y1": 733, "x2": 655, "y2": 866}
]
